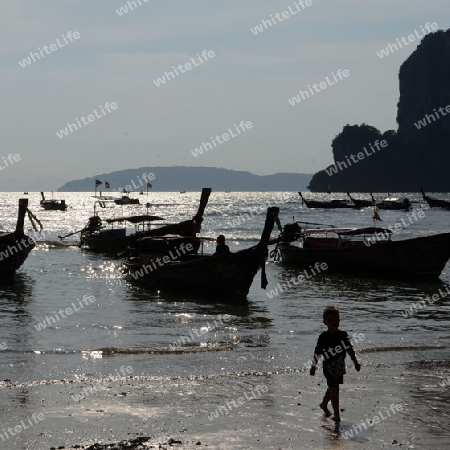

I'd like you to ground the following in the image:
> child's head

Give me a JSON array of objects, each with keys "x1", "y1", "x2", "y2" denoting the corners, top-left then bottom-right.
[{"x1": 323, "y1": 306, "x2": 340, "y2": 330}]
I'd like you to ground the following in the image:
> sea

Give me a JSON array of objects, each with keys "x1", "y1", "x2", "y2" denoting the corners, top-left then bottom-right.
[{"x1": 0, "y1": 191, "x2": 449, "y2": 449}]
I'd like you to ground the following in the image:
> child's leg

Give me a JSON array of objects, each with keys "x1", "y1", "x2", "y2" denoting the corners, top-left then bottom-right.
[
  {"x1": 319, "y1": 389, "x2": 332, "y2": 416},
  {"x1": 329, "y1": 385, "x2": 340, "y2": 420}
]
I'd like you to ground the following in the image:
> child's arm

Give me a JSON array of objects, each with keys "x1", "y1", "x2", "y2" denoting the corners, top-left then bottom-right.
[
  {"x1": 347, "y1": 347, "x2": 361, "y2": 371},
  {"x1": 309, "y1": 354, "x2": 320, "y2": 376}
]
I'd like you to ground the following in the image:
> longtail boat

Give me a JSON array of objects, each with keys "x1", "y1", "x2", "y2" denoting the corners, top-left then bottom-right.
[
  {"x1": 67, "y1": 188, "x2": 212, "y2": 253},
  {"x1": 114, "y1": 195, "x2": 140, "y2": 205},
  {"x1": 347, "y1": 192, "x2": 373, "y2": 208},
  {"x1": 370, "y1": 193, "x2": 410, "y2": 211},
  {"x1": 421, "y1": 188, "x2": 450, "y2": 209},
  {"x1": 0, "y1": 199, "x2": 35, "y2": 276},
  {"x1": 276, "y1": 224, "x2": 450, "y2": 279},
  {"x1": 298, "y1": 192, "x2": 355, "y2": 209},
  {"x1": 79, "y1": 214, "x2": 165, "y2": 252},
  {"x1": 122, "y1": 207, "x2": 280, "y2": 298},
  {"x1": 40, "y1": 192, "x2": 67, "y2": 211}
]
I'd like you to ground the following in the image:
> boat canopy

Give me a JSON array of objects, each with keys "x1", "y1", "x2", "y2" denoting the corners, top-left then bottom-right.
[
  {"x1": 304, "y1": 227, "x2": 392, "y2": 236},
  {"x1": 105, "y1": 215, "x2": 165, "y2": 224}
]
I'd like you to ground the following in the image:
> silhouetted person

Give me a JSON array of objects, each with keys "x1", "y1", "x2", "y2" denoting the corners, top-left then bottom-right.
[
  {"x1": 310, "y1": 306, "x2": 361, "y2": 422},
  {"x1": 215, "y1": 234, "x2": 230, "y2": 254}
]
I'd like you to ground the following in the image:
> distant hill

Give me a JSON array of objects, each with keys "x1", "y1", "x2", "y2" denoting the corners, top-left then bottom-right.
[
  {"x1": 309, "y1": 28, "x2": 450, "y2": 192},
  {"x1": 58, "y1": 166, "x2": 312, "y2": 192}
]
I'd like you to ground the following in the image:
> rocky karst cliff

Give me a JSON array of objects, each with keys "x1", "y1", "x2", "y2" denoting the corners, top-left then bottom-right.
[{"x1": 309, "y1": 29, "x2": 450, "y2": 192}]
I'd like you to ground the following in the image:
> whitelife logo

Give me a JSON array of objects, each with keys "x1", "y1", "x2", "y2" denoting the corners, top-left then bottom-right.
[
  {"x1": 55, "y1": 102, "x2": 118, "y2": 139},
  {"x1": 250, "y1": 0, "x2": 313, "y2": 35},
  {"x1": 153, "y1": 50, "x2": 215, "y2": 87},
  {"x1": 376, "y1": 22, "x2": 438, "y2": 59},
  {"x1": 18, "y1": 31, "x2": 80, "y2": 68},
  {"x1": 288, "y1": 69, "x2": 350, "y2": 106}
]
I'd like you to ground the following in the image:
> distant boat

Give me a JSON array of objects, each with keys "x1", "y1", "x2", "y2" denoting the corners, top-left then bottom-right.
[
  {"x1": 347, "y1": 193, "x2": 373, "y2": 208},
  {"x1": 40, "y1": 192, "x2": 67, "y2": 211},
  {"x1": 180, "y1": 190, "x2": 186, "y2": 194},
  {"x1": 420, "y1": 188, "x2": 450, "y2": 208},
  {"x1": 114, "y1": 195, "x2": 140, "y2": 205},
  {"x1": 23, "y1": 192, "x2": 28, "y2": 195},
  {"x1": 370, "y1": 193, "x2": 410, "y2": 211},
  {"x1": 0, "y1": 198, "x2": 35, "y2": 276}
]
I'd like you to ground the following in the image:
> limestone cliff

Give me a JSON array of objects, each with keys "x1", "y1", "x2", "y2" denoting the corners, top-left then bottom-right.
[{"x1": 309, "y1": 29, "x2": 450, "y2": 192}]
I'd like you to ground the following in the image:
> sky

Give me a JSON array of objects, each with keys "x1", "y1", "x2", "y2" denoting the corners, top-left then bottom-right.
[{"x1": 0, "y1": 0, "x2": 449, "y2": 190}]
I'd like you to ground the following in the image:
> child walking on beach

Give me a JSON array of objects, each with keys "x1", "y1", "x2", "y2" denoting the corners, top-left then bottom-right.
[{"x1": 310, "y1": 306, "x2": 361, "y2": 421}]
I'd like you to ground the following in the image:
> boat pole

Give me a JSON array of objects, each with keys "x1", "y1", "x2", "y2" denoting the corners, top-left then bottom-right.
[{"x1": 14, "y1": 198, "x2": 28, "y2": 238}]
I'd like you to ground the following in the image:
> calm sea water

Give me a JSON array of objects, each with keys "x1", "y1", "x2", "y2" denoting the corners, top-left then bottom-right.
[{"x1": 0, "y1": 191, "x2": 449, "y2": 448}]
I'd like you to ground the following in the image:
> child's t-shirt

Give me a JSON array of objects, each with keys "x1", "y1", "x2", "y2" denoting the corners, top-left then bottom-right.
[{"x1": 314, "y1": 330, "x2": 352, "y2": 378}]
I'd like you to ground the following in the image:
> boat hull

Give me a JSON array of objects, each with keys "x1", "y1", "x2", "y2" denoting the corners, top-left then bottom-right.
[
  {"x1": 0, "y1": 235, "x2": 35, "y2": 276},
  {"x1": 81, "y1": 235, "x2": 131, "y2": 253},
  {"x1": 279, "y1": 233, "x2": 450, "y2": 278},
  {"x1": 423, "y1": 196, "x2": 450, "y2": 208},
  {"x1": 123, "y1": 245, "x2": 266, "y2": 298},
  {"x1": 40, "y1": 202, "x2": 67, "y2": 211}
]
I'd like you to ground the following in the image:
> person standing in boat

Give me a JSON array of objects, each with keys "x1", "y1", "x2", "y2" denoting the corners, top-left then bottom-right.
[
  {"x1": 215, "y1": 235, "x2": 230, "y2": 254},
  {"x1": 309, "y1": 306, "x2": 361, "y2": 422}
]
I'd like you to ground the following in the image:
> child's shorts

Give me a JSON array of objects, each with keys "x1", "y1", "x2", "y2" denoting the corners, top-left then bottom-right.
[{"x1": 325, "y1": 374, "x2": 343, "y2": 387}]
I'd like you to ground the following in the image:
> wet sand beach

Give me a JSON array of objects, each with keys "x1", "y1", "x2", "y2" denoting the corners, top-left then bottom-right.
[{"x1": 2, "y1": 357, "x2": 449, "y2": 449}]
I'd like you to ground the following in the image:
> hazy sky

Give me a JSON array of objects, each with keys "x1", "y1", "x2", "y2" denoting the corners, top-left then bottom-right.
[{"x1": 1, "y1": 0, "x2": 448, "y2": 190}]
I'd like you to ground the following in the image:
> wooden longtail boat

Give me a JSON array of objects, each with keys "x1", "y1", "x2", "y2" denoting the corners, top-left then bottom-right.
[
  {"x1": 114, "y1": 195, "x2": 140, "y2": 205},
  {"x1": 347, "y1": 192, "x2": 373, "y2": 208},
  {"x1": 299, "y1": 192, "x2": 355, "y2": 209},
  {"x1": 80, "y1": 214, "x2": 165, "y2": 252},
  {"x1": 421, "y1": 189, "x2": 450, "y2": 209},
  {"x1": 122, "y1": 207, "x2": 280, "y2": 298},
  {"x1": 370, "y1": 193, "x2": 410, "y2": 211},
  {"x1": 0, "y1": 199, "x2": 35, "y2": 276},
  {"x1": 75, "y1": 188, "x2": 212, "y2": 253},
  {"x1": 40, "y1": 192, "x2": 67, "y2": 211},
  {"x1": 277, "y1": 225, "x2": 450, "y2": 279}
]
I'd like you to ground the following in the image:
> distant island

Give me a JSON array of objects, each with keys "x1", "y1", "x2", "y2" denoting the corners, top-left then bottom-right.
[
  {"x1": 58, "y1": 166, "x2": 312, "y2": 192},
  {"x1": 309, "y1": 28, "x2": 450, "y2": 192}
]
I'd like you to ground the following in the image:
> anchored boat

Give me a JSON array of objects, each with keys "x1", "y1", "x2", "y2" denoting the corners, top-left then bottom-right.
[
  {"x1": 123, "y1": 207, "x2": 280, "y2": 298},
  {"x1": 276, "y1": 224, "x2": 450, "y2": 279},
  {"x1": 420, "y1": 189, "x2": 450, "y2": 209}
]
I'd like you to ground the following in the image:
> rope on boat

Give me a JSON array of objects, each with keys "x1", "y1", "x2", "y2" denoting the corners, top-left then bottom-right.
[{"x1": 26, "y1": 208, "x2": 43, "y2": 232}]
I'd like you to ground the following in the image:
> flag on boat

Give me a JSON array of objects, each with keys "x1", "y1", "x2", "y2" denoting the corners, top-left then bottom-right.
[
  {"x1": 105, "y1": 181, "x2": 110, "y2": 188},
  {"x1": 373, "y1": 206, "x2": 382, "y2": 221},
  {"x1": 146, "y1": 182, "x2": 152, "y2": 189},
  {"x1": 95, "y1": 179, "x2": 102, "y2": 187}
]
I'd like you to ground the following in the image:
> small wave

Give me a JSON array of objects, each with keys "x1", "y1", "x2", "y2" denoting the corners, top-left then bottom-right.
[
  {"x1": 359, "y1": 345, "x2": 445, "y2": 354},
  {"x1": 96, "y1": 343, "x2": 234, "y2": 355}
]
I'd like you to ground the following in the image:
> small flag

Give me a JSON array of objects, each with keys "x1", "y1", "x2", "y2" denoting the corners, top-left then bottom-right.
[
  {"x1": 105, "y1": 181, "x2": 110, "y2": 188},
  {"x1": 95, "y1": 179, "x2": 102, "y2": 187},
  {"x1": 373, "y1": 206, "x2": 382, "y2": 221},
  {"x1": 146, "y1": 182, "x2": 152, "y2": 189}
]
